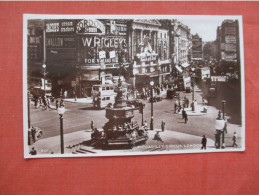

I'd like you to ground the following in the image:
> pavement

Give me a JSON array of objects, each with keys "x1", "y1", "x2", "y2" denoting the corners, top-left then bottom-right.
[
  {"x1": 29, "y1": 128, "x2": 217, "y2": 156},
  {"x1": 64, "y1": 97, "x2": 93, "y2": 104}
]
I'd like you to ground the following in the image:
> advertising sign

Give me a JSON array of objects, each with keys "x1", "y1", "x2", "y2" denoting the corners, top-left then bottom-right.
[
  {"x1": 79, "y1": 36, "x2": 127, "y2": 49},
  {"x1": 45, "y1": 36, "x2": 76, "y2": 48},
  {"x1": 28, "y1": 35, "x2": 43, "y2": 61},
  {"x1": 225, "y1": 36, "x2": 236, "y2": 43},
  {"x1": 105, "y1": 20, "x2": 128, "y2": 36},
  {"x1": 225, "y1": 53, "x2": 236, "y2": 61},
  {"x1": 79, "y1": 35, "x2": 127, "y2": 65},
  {"x1": 225, "y1": 43, "x2": 236, "y2": 52},
  {"x1": 45, "y1": 20, "x2": 76, "y2": 35},
  {"x1": 76, "y1": 19, "x2": 105, "y2": 35},
  {"x1": 225, "y1": 27, "x2": 236, "y2": 35}
]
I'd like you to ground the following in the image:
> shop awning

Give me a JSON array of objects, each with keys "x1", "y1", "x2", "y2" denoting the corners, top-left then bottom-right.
[
  {"x1": 159, "y1": 72, "x2": 171, "y2": 76},
  {"x1": 175, "y1": 65, "x2": 183, "y2": 73},
  {"x1": 181, "y1": 62, "x2": 190, "y2": 68},
  {"x1": 136, "y1": 71, "x2": 160, "y2": 78}
]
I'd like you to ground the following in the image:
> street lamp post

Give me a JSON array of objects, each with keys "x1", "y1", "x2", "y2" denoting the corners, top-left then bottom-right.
[
  {"x1": 150, "y1": 81, "x2": 154, "y2": 130},
  {"x1": 140, "y1": 103, "x2": 144, "y2": 126},
  {"x1": 28, "y1": 91, "x2": 31, "y2": 145},
  {"x1": 58, "y1": 107, "x2": 66, "y2": 154},
  {"x1": 221, "y1": 100, "x2": 226, "y2": 149},
  {"x1": 42, "y1": 64, "x2": 46, "y2": 96},
  {"x1": 191, "y1": 68, "x2": 195, "y2": 102},
  {"x1": 28, "y1": 91, "x2": 31, "y2": 129},
  {"x1": 222, "y1": 100, "x2": 226, "y2": 118},
  {"x1": 192, "y1": 77, "x2": 195, "y2": 102}
]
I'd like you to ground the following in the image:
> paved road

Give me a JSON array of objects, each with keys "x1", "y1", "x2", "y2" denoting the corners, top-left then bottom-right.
[
  {"x1": 198, "y1": 81, "x2": 242, "y2": 125},
  {"x1": 30, "y1": 82, "x2": 242, "y2": 147}
]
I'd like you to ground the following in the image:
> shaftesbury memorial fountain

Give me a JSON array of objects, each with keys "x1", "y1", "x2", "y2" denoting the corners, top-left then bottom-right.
[{"x1": 91, "y1": 77, "x2": 148, "y2": 149}]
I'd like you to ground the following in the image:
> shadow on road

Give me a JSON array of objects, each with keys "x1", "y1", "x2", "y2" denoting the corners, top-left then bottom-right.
[{"x1": 79, "y1": 107, "x2": 104, "y2": 111}]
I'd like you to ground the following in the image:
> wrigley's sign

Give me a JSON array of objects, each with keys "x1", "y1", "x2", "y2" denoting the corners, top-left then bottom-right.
[{"x1": 76, "y1": 19, "x2": 105, "y2": 35}]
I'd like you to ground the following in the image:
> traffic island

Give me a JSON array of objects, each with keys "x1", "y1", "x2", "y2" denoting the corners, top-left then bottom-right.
[{"x1": 177, "y1": 105, "x2": 208, "y2": 116}]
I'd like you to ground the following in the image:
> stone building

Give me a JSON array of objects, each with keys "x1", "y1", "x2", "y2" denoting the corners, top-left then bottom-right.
[
  {"x1": 170, "y1": 19, "x2": 191, "y2": 77},
  {"x1": 27, "y1": 18, "x2": 194, "y2": 97},
  {"x1": 216, "y1": 20, "x2": 240, "y2": 72}
]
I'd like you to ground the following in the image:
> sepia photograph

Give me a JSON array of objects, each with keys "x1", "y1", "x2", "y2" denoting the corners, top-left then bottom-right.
[{"x1": 23, "y1": 14, "x2": 245, "y2": 158}]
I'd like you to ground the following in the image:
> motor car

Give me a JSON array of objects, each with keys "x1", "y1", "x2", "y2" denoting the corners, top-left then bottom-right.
[
  {"x1": 149, "y1": 95, "x2": 162, "y2": 102},
  {"x1": 126, "y1": 99, "x2": 144, "y2": 108},
  {"x1": 167, "y1": 89, "x2": 177, "y2": 99},
  {"x1": 29, "y1": 126, "x2": 43, "y2": 142}
]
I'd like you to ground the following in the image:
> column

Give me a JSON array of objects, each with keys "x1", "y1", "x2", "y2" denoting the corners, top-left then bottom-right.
[{"x1": 140, "y1": 29, "x2": 143, "y2": 42}]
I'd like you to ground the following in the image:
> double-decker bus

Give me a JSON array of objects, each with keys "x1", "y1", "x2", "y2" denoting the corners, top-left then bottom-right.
[{"x1": 92, "y1": 82, "x2": 129, "y2": 109}]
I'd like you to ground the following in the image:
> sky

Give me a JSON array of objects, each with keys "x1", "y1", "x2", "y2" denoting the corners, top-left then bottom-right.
[{"x1": 173, "y1": 15, "x2": 241, "y2": 42}]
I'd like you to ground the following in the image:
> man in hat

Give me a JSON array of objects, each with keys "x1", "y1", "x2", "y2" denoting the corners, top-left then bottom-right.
[
  {"x1": 29, "y1": 147, "x2": 37, "y2": 155},
  {"x1": 153, "y1": 132, "x2": 163, "y2": 142},
  {"x1": 233, "y1": 132, "x2": 238, "y2": 147},
  {"x1": 201, "y1": 135, "x2": 207, "y2": 150}
]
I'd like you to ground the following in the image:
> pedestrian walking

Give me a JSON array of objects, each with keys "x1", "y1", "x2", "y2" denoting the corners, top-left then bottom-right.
[
  {"x1": 64, "y1": 90, "x2": 67, "y2": 99},
  {"x1": 178, "y1": 102, "x2": 182, "y2": 113},
  {"x1": 34, "y1": 96, "x2": 38, "y2": 109},
  {"x1": 182, "y1": 108, "x2": 185, "y2": 119},
  {"x1": 31, "y1": 126, "x2": 36, "y2": 143},
  {"x1": 56, "y1": 99, "x2": 59, "y2": 110},
  {"x1": 191, "y1": 101, "x2": 194, "y2": 111},
  {"x1": 183, "y1": 110, "x2": 188, "y2": 124},
  {"x1": 223, "y1": 115, "x2": 228, "y2": 134},
  {"x1": 59, "y1": 99, "x2": 65, "y2": 107},
  {"x1": 42, "y1": 95, "x2": 47, "y2": 109},
  {"x1": 29, "y1": 147, "x2": 37, "y2": 155},
  {"x1": 174, "y1": 102, "x2": 178, "y2": 114},
  {"x1": 161, "y1": 120, "x2": 165, "y2": 132},
  {"x1": 46, "y1": 97, "x2": 50, "y2": 109},
  {"x1": 91, "y1": 119, "x2": 94, "y2": 131},
  {"x1": 233, "y1": 132, "x2": 238, "y2": 147},
  {"x1": 38, "y1": 96, "x2": 42, "y2": 106},
  {"x1": 201, "y1": 135, "x2": 207, "y2": 150},
  {"x1": 153, "y1": 132, "x2": 163, "y2": 142},
  {"x1": 186, "y1": 98, "x2": 189, "y2": 108},
  {"x1": 144, "y1": 120, "x2": 148, "y2": 131}
]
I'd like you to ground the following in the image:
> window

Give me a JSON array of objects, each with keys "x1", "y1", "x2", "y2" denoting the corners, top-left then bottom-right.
[
  {"x1": 102, "y1": 87, "x2": 106, "y2": 91},
  {"x1": 93, "y1": 86, "x2": 99, "y2": 91}
]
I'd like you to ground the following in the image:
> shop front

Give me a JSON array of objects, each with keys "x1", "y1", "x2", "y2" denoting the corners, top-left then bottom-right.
[{"x1": 77, "y1": 19, "x2": 129, "y2": 95}]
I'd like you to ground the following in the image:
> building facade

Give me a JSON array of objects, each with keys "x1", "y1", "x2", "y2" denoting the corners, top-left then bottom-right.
[
  {"x1": 128, "y1": 19, "x2": 171, "y2": 88},
  {"x1": 191, "y1": 34, "x2": 203, "y2": 61},
  {"x1": 170, "y1": 20, "x2": 191, "y2": 77},
  {"x1": 216, "y1": 20, "x2": 240, "y2": 72},
  {"x1": 27, "y1": 18, "x2": 193, "y2": 97}
]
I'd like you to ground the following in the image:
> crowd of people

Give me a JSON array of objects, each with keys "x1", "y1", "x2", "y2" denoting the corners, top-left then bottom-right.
[
  {"x1": 32, "y1": 94, "x2": 65, "y2": 110},
  {"x1": 128, "y1": 84, "x2": 167, "y2": 100},
  {"x1": 91, "y1": 120, "x2": 149, "y2": 147}
]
